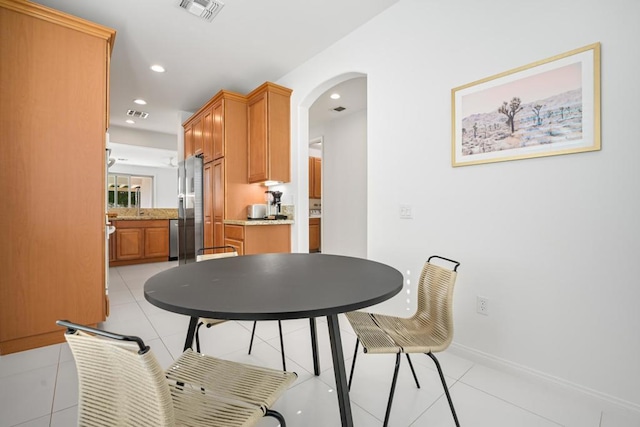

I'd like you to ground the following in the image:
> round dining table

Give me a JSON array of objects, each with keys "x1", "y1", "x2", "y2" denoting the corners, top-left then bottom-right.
[{"x1": 144, "y1": 252, "x2": 403, "y2": 427}]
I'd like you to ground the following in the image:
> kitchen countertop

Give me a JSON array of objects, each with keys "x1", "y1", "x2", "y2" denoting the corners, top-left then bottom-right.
[
  {"x1": 108, "y1": 208, "x2": 178, "y2": 221},
  {"x1": 224, "y1": 219, "x2": 294, "y2": 226}
]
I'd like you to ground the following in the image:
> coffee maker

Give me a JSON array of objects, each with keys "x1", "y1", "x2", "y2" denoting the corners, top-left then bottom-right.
[{"x1": 265, "y1": 190, "x2": 286, "y2": 219}]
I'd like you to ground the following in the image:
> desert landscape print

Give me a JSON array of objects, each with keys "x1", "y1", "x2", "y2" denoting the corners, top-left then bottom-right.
[{"x1": 460, "y1": 62, "x2": 583, "y2": 156}]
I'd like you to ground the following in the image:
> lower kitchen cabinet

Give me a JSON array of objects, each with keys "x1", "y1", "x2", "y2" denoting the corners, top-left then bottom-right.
[
  {"x1": 309, "y1": 218, "x2": 321, "y2": 253},
  {"x1": 224, "y1": 224, "x2": 291, "y2": 255},
  {"x1": 110, "y1": 220, "x2": 169, "y2": 266}
]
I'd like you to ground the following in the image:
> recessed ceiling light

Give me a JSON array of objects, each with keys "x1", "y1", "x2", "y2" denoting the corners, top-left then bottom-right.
[
  {"x1": 134, "y1": 99, "x2": 147, "y2": 105},
  {"x1": 150, "y1": 64, "x2": 165, "y2": 73},
  {"x1": 330, "y1": 93, "x2": 341, "y2": 100},
  {"x1": 126, "y1": 119, "x2": 135, "y2": 124}
]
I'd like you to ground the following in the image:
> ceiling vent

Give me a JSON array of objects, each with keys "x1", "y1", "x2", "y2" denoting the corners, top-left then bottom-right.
[
  {"x1": 126, "y1": 109, "x2": 149, "y2": 119},
  {"x1": 179, "y1": 0, "x2": 225, "y2": 22},
  {"x1": 333, "y1": 106, "x2": 346, "y2": 112}
]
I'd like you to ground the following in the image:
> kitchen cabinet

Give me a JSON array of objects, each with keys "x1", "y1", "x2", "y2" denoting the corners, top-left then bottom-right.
[
  {"x1": 309, "y1": 218, "x2": 321, "y2": 253},
  {"x1": 203, "y1": 162, "x2": 214, "y2": 249},
  {"x1": 193, "y1": 115, "x2": 204, "y2": 157},
  {"x1": 110, "y1": 220, "x2": 169, "y2": 266},
  {"x1": 203, "y1": 107, "x2": 214, "y2": 163},
  {"x1": 247, "y1": 82, "x2": 292, "y2": 184},
  {"x1": 184, "y1": 125, "x2": 194, "y2": 158},
  {"x1": 224, "y1": 224, "x2": 291, "y2": 255},
  {"x1": 309, "y1": 157, "x2": 322, "y2": 198},
  {"x1": 0, "y1": 0, "x2": 115, "y2": 354},
  {"x1": 184, "y1": 90, "x2": 267, "y2": 250},
  {"x1": 212, "y1": 158, "x2": 225, "y2": 248}
]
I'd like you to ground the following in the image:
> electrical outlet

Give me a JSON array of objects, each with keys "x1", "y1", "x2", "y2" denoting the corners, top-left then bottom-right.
[
  {"x1": 477, "y1": 296, "x2": 489, "y2": 316},
  {"x1": 400, "y1": 205, "x2": 413, "y2": 219}
]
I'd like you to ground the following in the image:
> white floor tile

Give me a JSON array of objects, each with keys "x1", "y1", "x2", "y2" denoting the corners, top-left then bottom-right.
[
  {"x1": 459, "y1": 364, "x2": 601, "y2": 427},
  {"x1": 11, "y1": 415, "x2": 50, "y2": 427},
  {"x1": 268, "y1": 376, "x2": 382, "y2": 427},
  {"x1": 0, "y1": 365, "x2": 57, "y2": 427},
  {"x1": 601, "y1": 406, "x2": 640, "y2": 427},
  {"x1": 412, "y1": 382, "x2": 562, "y2": 427},
  {"x1": 52, "y1": 360, "x2": 78, "y2": 412},
  {"x1": 0, "y1": 344, "x2": 60, "y2": 379},
  {"x1": 50, "y1": 406, "x2": 77, "y2": 427},
  {"x1": 328, "y1": 352, "x2": 457, "y2": 425}
]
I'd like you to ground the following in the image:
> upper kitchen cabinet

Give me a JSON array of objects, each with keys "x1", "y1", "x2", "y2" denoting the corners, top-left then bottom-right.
[
  {"x1": 247, "y1": 82, "x2": 292, "y2": 184},
  {"x1": 193, "y1": 115, "x2": 204, "y2": 157},
  {"x1": 0, "y1": 0, "x2": 115, "y2": 354},
  {"x1": 184, "y1": 124, "x2": 194, "y2": 158}
]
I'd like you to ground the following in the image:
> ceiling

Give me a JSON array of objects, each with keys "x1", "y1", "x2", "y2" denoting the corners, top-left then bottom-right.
[
  {"x1": 107, "y1": 142, "x2": 178, "y2": 170},
  {"x1": 33, "y1": 0, "x2": 397, "y2": 137}
]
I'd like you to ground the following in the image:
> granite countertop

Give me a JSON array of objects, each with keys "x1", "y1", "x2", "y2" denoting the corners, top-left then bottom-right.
[
  {"x1": 108, "y1": 208, "x2": 178, "y2": 221},
  {"x1": 224, "y1": 219, "x2": 295, "y2": 226}
]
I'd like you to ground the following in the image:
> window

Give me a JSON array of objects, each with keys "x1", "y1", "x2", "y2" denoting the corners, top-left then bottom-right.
[{"x1": 108, "y1": 174, "x2": 153, "y2": 208}]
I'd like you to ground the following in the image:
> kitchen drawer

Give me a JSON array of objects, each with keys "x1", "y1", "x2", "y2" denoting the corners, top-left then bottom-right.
[{"x1": 224, "y1": 224, "x2": 244, "y2": 240}]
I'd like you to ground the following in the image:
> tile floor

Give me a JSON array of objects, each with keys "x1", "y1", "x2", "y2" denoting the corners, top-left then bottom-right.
[{"x1": 1, "y1": 261, "x2": 639, "y2": 427}]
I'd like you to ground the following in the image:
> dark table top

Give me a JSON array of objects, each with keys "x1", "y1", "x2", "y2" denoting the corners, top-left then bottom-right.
[{"x1": 144, "y1": 253, "x2": 403, "y2": 321}]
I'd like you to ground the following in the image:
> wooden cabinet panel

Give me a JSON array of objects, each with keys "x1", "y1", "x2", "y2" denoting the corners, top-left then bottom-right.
[
  {"x1": 224, "y1": 224, "x2": 290, "y2": 256},
  {"x1": 0, "y1": 0, "x2": 115, "y2": 354},
  {"x1": 212, "y1": 99, "x2": 224, "y2": 160},
  {"x1": 224, "y1": 238, "x2": 244, "y2": 256},
  {"x1": 144, "y1": 227, "x2": 169, "y2": 258},
  {"x1": 202, "y1": 108, "x2": 213, "y2": 163},
  {"x1": 203, "y1": 162, "x2": 213, "y2": 248},
  {"x1": 184, "y1": 125, "x2": 194, "y2": 158},
  {"x1": 309, "y1": 218, "x2": 321, "y2": 253},
  {"x1": 110, "y1": 220, "x2": 169, "y2": 266},
  {"x1": 193, "y1": 116, "x2": 203, "y2": 156},
  {"x1": 116, "y1": 228, "x2": 143, "y2": 260},
  {"x1": 109, "y1": 232, "x2": 117, "y2": 262},
  {"x1": 309, "y1": 157, "x2": 322, "y2": 198},
  {"x1": 247, "y1": 82, "x2": 292, "y2": 184},
  {"x1": 212, "y1": 158, "x2": 225, "y2": 247},
  {"x1": 247, "y1": 92, "x2": 269, "y2": 183},
  {"x1": 245, "y1": 225, "x2": 291, "y2": 254}
]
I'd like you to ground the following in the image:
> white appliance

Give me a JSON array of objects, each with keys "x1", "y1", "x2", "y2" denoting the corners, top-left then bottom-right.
[{"x1": 247, "y1": 204, "x2": 266, "y2": 219}]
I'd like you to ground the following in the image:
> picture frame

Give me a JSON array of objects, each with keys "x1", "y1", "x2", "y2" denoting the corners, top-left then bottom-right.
[{"x1": 451, "y1": 43, "x2": 601, "y2": 167}]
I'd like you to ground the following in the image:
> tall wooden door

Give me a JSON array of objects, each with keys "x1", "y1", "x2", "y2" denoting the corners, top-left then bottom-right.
[{"x1": 0, "y1": 0, "x2": 115, "y2": 354}]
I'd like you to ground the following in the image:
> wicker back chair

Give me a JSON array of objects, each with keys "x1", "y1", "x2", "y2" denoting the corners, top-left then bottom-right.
[
  {"x1": 195, "y1": 246, "x2": 287, "y2": 371},
  {"x1": 58, "y1": 320, "x2": 296, "y2": 427},
  {"x1": 345, "y1": 255, "x2": 461, "y2": 427}
]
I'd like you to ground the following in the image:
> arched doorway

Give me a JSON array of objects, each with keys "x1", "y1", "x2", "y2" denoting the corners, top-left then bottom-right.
[{"x1": 302, "y1": 74, "x2": 368, "y2": 257}]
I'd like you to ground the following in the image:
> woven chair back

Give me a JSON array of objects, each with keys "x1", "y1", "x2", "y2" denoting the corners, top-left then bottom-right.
[
  {"x1": 65, "y1": 331, "x2": 175, "y2": 427},
  {"x1": 413, "y1": 261, "x2": 458, "y2": 349}
]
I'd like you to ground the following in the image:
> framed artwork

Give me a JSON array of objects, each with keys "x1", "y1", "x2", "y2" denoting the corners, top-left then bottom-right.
[{"x1": 451, "y1": 43, "x2": 601, "y2": 167}]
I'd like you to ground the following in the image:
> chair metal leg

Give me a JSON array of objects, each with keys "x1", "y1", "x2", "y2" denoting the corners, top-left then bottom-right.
[
  {"x1": 277, "y1": 320, "x2": 286, "y2": 371},
  {"x1": 427, "y1": 352, "x2": 460, "y2": 427},
  {"x1": 383, "y1": 353, "x2": 402, "y2": 427},
  {"x1": 348, "y1": 339, "x2": 360, "y2": 390},
  {"x1": 405, "y1": 354, "x2": 420, "y2": 388},
  {"x1": 265, "y1": 408, "x2": 287, "y2": 427},
  {"x1": 194, "y1": 321, "x2": 204, "y2": 353},
  {"x1": 248, "y1": 321, "x2": 257, "y2": 354}
]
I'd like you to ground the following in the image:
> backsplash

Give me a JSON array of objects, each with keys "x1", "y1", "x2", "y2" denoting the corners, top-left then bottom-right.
[{"x1": 280, "y1": 204, "x2": 295, "y2": 220}]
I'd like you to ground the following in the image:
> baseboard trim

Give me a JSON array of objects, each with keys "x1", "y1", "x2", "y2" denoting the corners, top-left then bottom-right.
[{"x1": 449, "y1": 342, "x2": 640, "y2": 414}]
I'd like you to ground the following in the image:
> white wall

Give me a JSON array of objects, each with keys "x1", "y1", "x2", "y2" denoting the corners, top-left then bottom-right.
[
  {"x1": 277, "y1": 0, "x2": 640, "y2": 411},
  {"x1": 109, "y1": 164, "x2": 177, "y2": 208},
  {"x1": 311, "y1": 110, "x2": 368, "y2": 257}
]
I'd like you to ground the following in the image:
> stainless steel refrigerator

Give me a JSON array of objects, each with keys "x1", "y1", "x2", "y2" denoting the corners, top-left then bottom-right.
[{"x1": 178, "y1": 155, "x2": 204, "y2": 265}]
